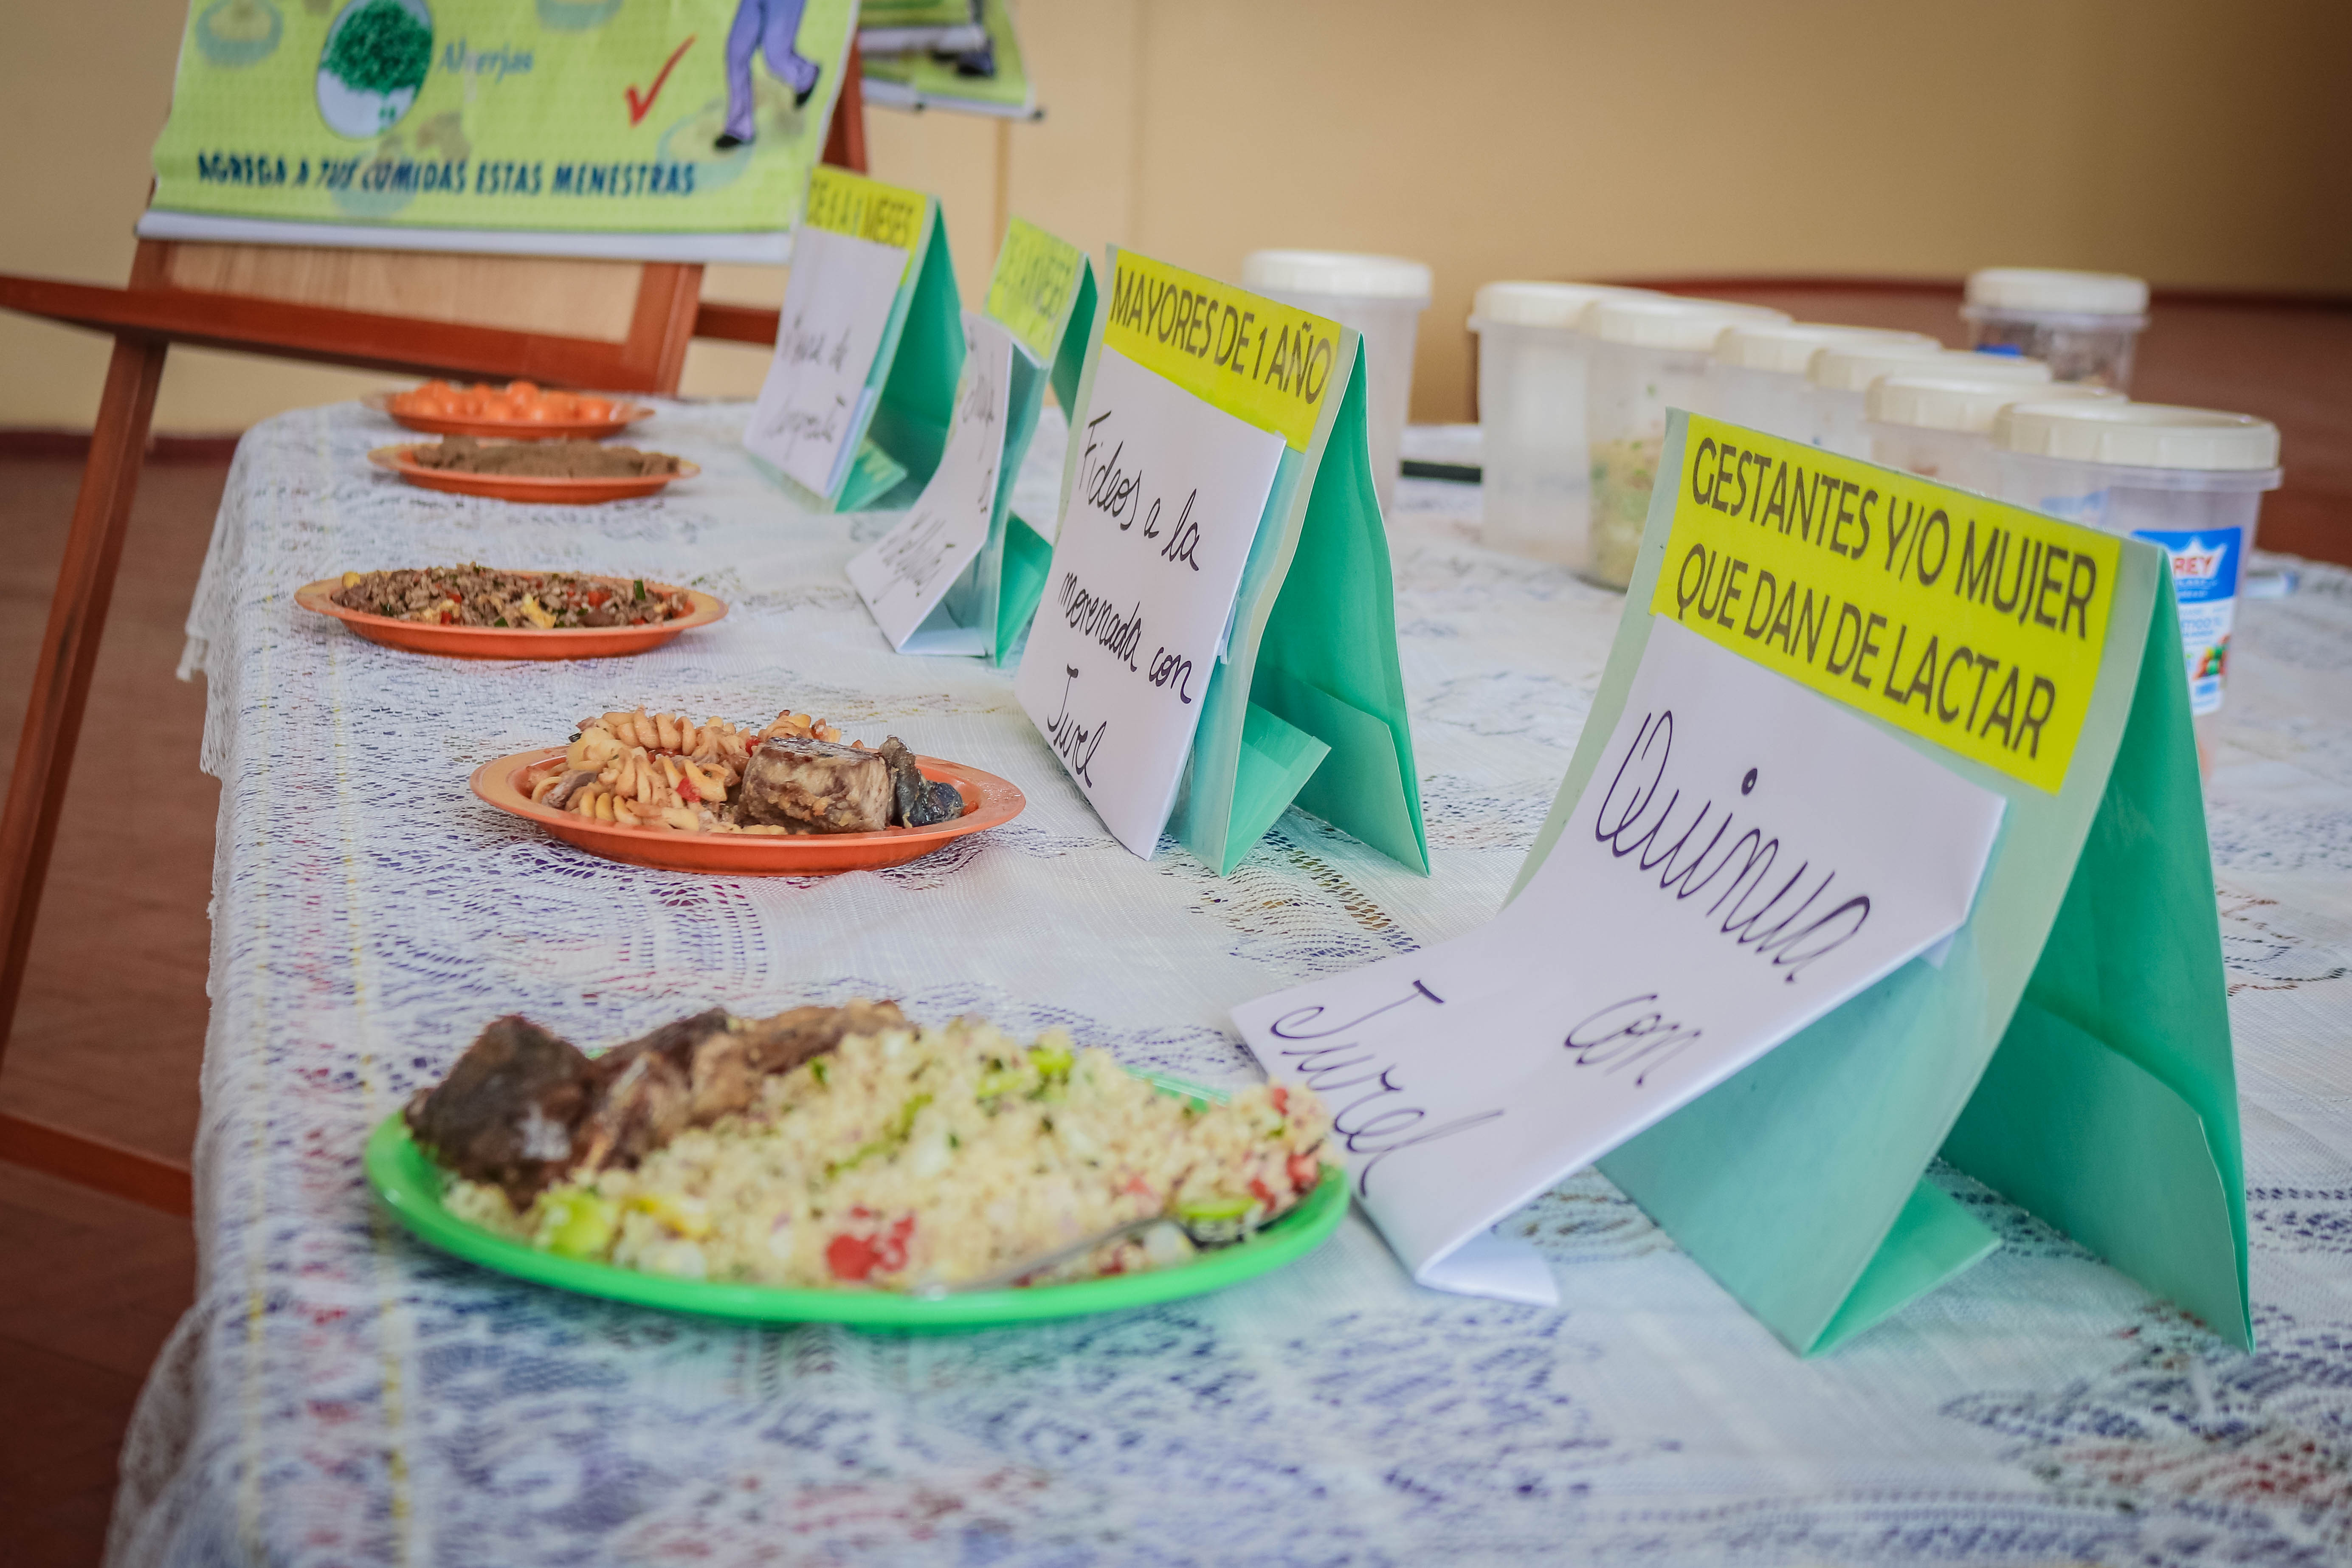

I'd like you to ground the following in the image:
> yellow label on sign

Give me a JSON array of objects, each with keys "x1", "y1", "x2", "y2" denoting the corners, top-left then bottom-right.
[
  {"x1": 804, "y1": 166, "x2": 928, "y2": 252},
  {"x1": 984, "y1": 217, "x2": 1085, "y2": 364},
  {"x1": 1647, "y1": 416, "x2": 2121, "y2": 793},
  {"x1": 1102, "y1": 250, "x2": 1343, "y2": 452}
]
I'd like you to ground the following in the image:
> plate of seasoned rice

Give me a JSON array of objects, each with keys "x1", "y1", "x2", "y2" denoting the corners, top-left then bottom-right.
[
  {"x1": 296, "y1": 568, "x2": 725, "y2": 659},
  {"x1": 365, "y1": 1002, "x2": 1346, "y2": 1326}
]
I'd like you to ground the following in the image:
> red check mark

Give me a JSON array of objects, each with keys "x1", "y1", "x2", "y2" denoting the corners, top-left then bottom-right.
[{"x1": 625, "y1": 36, "x2": 696, "y2": 128}]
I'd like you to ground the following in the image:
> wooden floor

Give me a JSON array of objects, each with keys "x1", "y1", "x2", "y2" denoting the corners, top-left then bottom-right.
[
  {"x1": 0, "y1": 293, "x2": 2343, "y2": 1568},
  {"x1": 0, "y1": 455, "x2": 221, "y2": 1568}
]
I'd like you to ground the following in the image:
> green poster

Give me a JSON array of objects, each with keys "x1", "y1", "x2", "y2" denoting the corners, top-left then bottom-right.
[{"x1": 146, "y1": 0, "x2": 856, "y2": 255}]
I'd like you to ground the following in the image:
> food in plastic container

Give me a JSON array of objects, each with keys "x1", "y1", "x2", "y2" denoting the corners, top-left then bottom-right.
[
  {"x1": 1993, "y1": 401, "x2": 2280, "y2": 721},
  {"x1": 1242, "y1": 250, "x2": 1432, "y2": 515},
  {"x1": 1581, "y1": 296, "x2": 1789, "y2": 589},
  {"x1": 1707, "y1": 322, "x2": 1940, "y2": 444},
  {"x1": 1809, "y1": 346, "x2": 2048, "y2": 459},
  {"x1": 1469, "y1": 280, "x2": 1663, "y2": 563},
  {"x1": 1864, "y1": 376, "x2": 2121, "y2": 494},
  {"x1": 1963, "y1": 268, "x2": 2149, "y2": 390}
]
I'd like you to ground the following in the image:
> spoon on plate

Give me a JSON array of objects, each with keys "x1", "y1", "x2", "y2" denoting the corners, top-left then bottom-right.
[{"x1": 914, "y1": 1200, "x2": 1261, "y2": 1298}]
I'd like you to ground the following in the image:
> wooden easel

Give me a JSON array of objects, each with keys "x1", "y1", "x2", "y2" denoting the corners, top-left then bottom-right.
[{"x1": 0, "y1": 55, "x2": 860, "y2": 1216}]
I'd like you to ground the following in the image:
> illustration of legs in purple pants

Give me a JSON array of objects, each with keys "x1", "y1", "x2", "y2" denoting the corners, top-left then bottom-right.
[{"x1": 717, "y1": 0, "x2": 821, "y2": 149}]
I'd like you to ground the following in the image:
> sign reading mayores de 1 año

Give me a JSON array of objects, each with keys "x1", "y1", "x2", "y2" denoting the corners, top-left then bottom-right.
[{"x1": 148, "y1": 0, "x2": 856, "y2": 237}]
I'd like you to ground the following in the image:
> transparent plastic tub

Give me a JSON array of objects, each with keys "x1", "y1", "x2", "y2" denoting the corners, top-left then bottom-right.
[
  {"x1": 1707, "y1": 322, "x2": 1939, "y2": 444},
  {"x1": 1992, "y1": 400, "x2": 2280, "y2": 718},
  {"x1": 1582, "y1": 296, "x2": 1789, "y2": 589},
  {"x1": 1865, "y1": 375, "x2": 2120, "y2": 494},
  {"x1": 1243, "y1": 250, "x2": 1432, "y2": 515},
  {"x1": 1470, "y1": 280, "x2": 1661, "y2": 562},
  {"x1": 1809, "y1": 346, "x2": 2047, "y2": 459},
  {"x1": 1963, "y1": 268, "x2": 2149, "y2": 390}
]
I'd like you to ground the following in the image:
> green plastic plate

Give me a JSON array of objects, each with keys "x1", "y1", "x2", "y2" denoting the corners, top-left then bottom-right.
[{"x1": 362, "y1": 1075, "x2": 1348, "y2": 1329}]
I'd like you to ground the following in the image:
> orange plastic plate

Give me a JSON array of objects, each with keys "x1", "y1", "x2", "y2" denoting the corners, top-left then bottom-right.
[
  {"x1": 367, "y1": 444, "x2": 699, "y2": 505},
  {"x1": 295, "y1": 578, "x2": 726, "y2": 661},
  {"x1": 363, "y1": 389, "x2": 655, "y2": 442},
  {"x1": 470, "y1": 746, "x2": 1028, "y2": 874}
]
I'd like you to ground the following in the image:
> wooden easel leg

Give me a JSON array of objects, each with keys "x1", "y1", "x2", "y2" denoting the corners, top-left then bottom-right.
[
  {"x1": 823, "y1": 41, "x2": 870, "y2": 174},
  {"x1": 0, "y1": 333, "x2": 182, "y2": 1210}
]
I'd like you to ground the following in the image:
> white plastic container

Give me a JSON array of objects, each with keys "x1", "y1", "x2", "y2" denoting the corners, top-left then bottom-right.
[
  {"x1": 1469, "y1": 280, "x2": 1663, "y2": 562},
  {"x1": 1963, "y1": 268, "x2": 2149, "y2": 390},
  {"x1": 1242, "y1": 250, "x2": 1433, "y2": 515},
  {"x1": 1993, "y1": 401, "x2": 2280, "y2": 718},
  {"x1": 1810, "y1": 346, "x2": 2049, "y2": 459},
  {"x1": 1708, "y1": 323, "x2": 1941, "y2": 444},
  {"x1": 1583, "y1": 296, "x2": 1791, "y2": 589},
  {"x1": 1865, "y1": 375, "x2": 2121, "y2": 494}
]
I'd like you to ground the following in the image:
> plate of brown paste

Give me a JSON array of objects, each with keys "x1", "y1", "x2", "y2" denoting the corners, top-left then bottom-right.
[{"x1": 368, "y1": 436, "x2": 699, "y2": 504}]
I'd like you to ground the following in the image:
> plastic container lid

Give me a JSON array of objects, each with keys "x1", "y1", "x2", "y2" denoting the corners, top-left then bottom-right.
[
  {"x1": 1866, "y1": 375, "x2": 2120, "y2": 435},
  {"x1": 1993, "y1": 400, "x2": 2280, "y2": 470},
  {"x1": 1242, "y1": 250, "x2": 1433, "y2": 301},
  {"x1": 1811, "y1": 345, "x2": 2048, "y2": 393},
  {"x1": 1964, "y1": 267, "x2": 2150, "y2": 318},
  {"x1": 1583, "y1": 296, "x2": 1789, "y2": 352},
  {"x1": 1715, "y1": 322, "x2": 1941, "y2": 375},
  {"x1": 1470, "y1": 280, "x2": 1660, "y2": 330}
]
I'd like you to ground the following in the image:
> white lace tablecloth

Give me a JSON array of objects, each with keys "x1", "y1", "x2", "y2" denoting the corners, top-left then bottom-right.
[{"x1": 112, "y1": 400, "x2": 2352, "y2": 1566}]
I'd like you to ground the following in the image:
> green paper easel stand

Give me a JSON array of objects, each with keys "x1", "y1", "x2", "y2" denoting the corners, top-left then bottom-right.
[{"x1": 1525, "y1": 413, "x2": 2249, "y2": 1355}]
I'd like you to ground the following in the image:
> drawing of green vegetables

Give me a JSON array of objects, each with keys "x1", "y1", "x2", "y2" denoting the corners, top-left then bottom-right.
[{"x1": 322, "y1": 0, "x2": 432, "y2": 96}]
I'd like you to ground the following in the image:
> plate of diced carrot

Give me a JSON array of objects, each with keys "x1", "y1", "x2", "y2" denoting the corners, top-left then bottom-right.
[{"x1": 367, "y1": 380, "x2": 655, "y2": 441}]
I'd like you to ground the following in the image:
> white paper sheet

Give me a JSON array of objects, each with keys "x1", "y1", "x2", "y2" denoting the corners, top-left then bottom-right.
[
  {"x1": 1232, "y1": 619, "x2": 2006, "y2": 1298},
  {"x1": 1014, "y1": 346, "x2": 1284, "y2": 858},
  {"x1": 846, "y1": 313, "x2": 1018, "y2": 655},
  {"x1": 743, "y1": 225, "x2": 909, "y2": 499}
]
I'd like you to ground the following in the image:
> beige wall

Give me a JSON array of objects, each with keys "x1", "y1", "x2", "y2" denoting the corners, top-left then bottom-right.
[{"x1": 4, "y1": 0, "x2": 2344, "y2": 432}]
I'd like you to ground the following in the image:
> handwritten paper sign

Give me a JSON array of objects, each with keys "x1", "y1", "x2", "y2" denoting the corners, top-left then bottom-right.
[
  {"x1": 744, "y1": 222, "x2": 909, "y2": 498},
  {"x1": 1013, "y1": 344, "x2": 1285, "y2": 856},
  {"x1": 847, "y1": 313, "x2": 1017, "y2": 654},
  {"x1": 1654, "y1": 415, "x2": 2121, "y2": 793},
  {"x1": 1234, "y1": 617, "x2": 2003, "y2": 1299}
]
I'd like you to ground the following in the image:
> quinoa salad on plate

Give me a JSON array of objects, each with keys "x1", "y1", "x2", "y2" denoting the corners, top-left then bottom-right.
[{"x1": 406, "y1": 1002, "x2": 1335, "y2": 1293}]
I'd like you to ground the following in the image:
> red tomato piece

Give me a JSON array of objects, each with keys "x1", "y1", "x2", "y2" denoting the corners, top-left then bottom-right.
[
  {"x1": 825, "y1": 1213, "x2": 915, "y2": 1281},
  {"x1": 876, "y1": 1215, "x2": 915, "y2": 1271},
  {"x1": 1288, "y1": 1153, "x2": 1321, "y2": 1191},
  {"x1": 826, "y1": 1233, "x2": 879, "y2": 1281}
]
